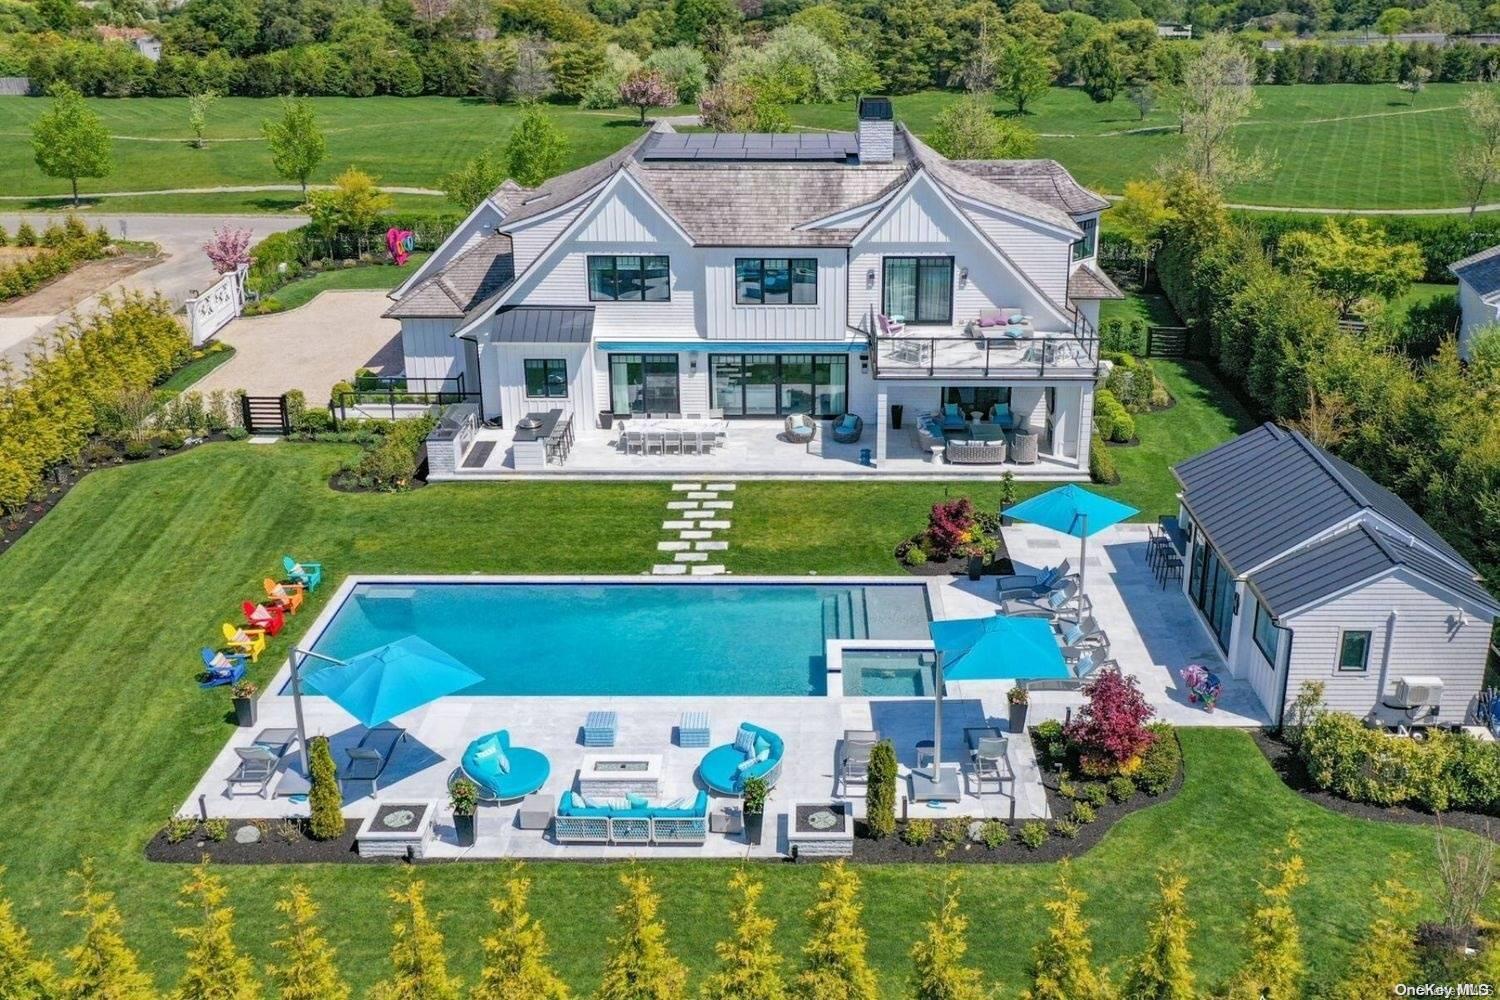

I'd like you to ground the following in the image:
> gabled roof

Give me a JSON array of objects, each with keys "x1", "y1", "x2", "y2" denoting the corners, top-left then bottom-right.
[
  {"x1": 902, "y1": 129, "x2": 1081, "y2": 235},
  {"x1": 1175, "y1": 423, "x2": 1492, "y2": 612},
  {"x1": 383, "y1": 234, "x2": 514, "y2": 319},
  {"x1": 950, "y1": 159, "x2": 1112, "y2": 215},
  {"x1": 496, "y1": 131, "x2": 656, "y2": 229},
  {"x1": 1069, "y1": 262, "x2": 1124, "y2": 300},
  {"x1": 1251, "y1": 522, "x2": 1500, "y2": 618},
  {"x1": 1450, "y1": 244, "x2": 1500, "y2": 299}
]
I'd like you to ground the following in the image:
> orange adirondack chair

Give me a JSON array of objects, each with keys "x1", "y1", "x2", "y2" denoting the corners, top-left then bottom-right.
[
  {"x1": 263, "y1": 578, "x2": 303, "y2": 614},
  {"x1": 221, "y1": 622, "x2": 266, "y2": 662}
]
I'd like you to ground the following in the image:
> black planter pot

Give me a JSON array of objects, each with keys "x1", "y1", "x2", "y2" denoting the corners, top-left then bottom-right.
[
  {"x1": 967, "y1": 554, "x2": 984, "y2": 581},
  {"x1": 890, "y1": 404, "x2": 904, "y2": 430},
  {"x1": 454, "y1": 812, "x2": 476, "y2": 847},
  {"x1": 598, "y1": 410, "x2": 613, "y2": 430},
  {"x1": 233, "y1": 697, "x2": 256, "y2": 728},
  {"x1": 1008, "y1": 702, "x2": 1028, "y2": 734},
  {"x1": 744, "y1": 811, "x2": 764, "y2": 846}
]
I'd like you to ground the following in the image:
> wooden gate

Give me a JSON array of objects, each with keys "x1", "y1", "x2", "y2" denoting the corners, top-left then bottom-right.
[
  {"x1": 239, "y1": 394, "x2": 290, "y2": 435},
  {"x1": 1145, "y1": 326, "x2": 1190, "y2": 358}
]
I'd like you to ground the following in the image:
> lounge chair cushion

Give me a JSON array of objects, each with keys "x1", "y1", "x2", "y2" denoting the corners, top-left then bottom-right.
[
  {"x1": 1048, "y1": 589, "x2": 1069, "y2": 610},
  {"x1": 733, "y1": 726, "x2": 757, "y2": 753},
  {"x1": 735, "y1": 754, "x2": 758, "y2": 774},
  {"x1": 626, "y1": 792, "x2": 649, "y2": 808},
  {"x1": 1063, "y1": 623, "x2": 1084, "y2": 645}
]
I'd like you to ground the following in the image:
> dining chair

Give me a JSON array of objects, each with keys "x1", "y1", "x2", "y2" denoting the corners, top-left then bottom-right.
[
  {"x1": 698, "y1": 431, "x2": 714, "y2": 454},
  {"x1": 645, "y1": 431, "x2": 664, "y2": 455},
  {"x1": 663, "y1": 430, "x2": 682, "y2": 455},
  {"x1": 708, "y1": 408, "x2": 725, "y2": 420},
  {"x1": 623, "y1": 430, "x2": 644, "y2": 455},
  {"x1": 682, "y1": 431, "x2": 700, "y2": 455},
  {"x1": 685, "y1": 412, "x2": 703, "y2": 420}
]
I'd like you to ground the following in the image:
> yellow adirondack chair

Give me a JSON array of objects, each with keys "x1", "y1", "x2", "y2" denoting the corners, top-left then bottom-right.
[{"x1": 221, "y1": 622, "x2": 266, "y2": 662}]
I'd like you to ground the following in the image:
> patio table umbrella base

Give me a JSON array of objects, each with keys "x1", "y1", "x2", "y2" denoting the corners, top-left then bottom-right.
[{"x1": 909, "y1": 765, "x2": 963, "y2": 802}]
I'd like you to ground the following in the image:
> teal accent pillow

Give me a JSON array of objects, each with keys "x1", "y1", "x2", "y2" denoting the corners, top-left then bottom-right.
[
  {"x1": 944, "y1": 403, "x2": 960, "y2": 418},
  {"x1": 754, "y1": 735, "x2": 770, "y2": 758},
  {"x1": 626, "y1": 792, "x2": 649, "y2": 809},
  {"x1": 493, "y1": 746, "x2": 510, "y2": 774},
  {"x1": 569, "y1": 791, "x2": 588, "y2": 810},
  {"x1": 839, "y1": 414, "x2": 857, "y2": 431}
]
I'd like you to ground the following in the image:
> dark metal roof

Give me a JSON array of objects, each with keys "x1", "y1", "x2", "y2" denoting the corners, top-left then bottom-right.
[
  {"x1": 641, "y1": 131, "x2": 859, "y2": 162},
  {"x1": 488, "y1": 305, "x2": 594, "y2": 344},
  {"x1": 1251, "y1": 523, "x2": 1500, "y2": 618},
  {"x1": 1450, "y1": 243, "x2": 1500, "y2": 297}
]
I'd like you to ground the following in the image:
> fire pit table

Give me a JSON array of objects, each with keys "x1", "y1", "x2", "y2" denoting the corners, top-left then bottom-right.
[
  {"x1": 355, "y1": 800, "x2": 437, "y2": 859},
  {"x1": 578, "y1": 753, "x2": 663, "y2": 797},
  {"x1": 787, "y1": 800, "x2": 854, "y2": 860}
]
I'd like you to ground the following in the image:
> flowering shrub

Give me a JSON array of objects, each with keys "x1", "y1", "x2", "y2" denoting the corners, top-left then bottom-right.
[
  {"x1": 925, "y1": 497, "x2": 977, "y2": 559},
  {"x1": 618, "y1": 68, "x2": 677, "y2": 124},
  {"x1": 202, "y1": 226, "x2": 252, "y2": 273},
  {"x1": 1065, "y1": 668, "x2": 1156, "y2": 775}
]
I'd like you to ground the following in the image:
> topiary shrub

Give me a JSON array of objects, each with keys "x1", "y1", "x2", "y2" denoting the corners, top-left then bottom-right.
[
  {"x1": 1089, "y1": 433, "x2": 1119, "y2": 485},
  {"x1": 1093, "y1": 389, "x2": 1135, "y2": 443},
  {"x1": 307, "y1": 735, "x2": 345, "y2": 840},
  {"x1": 866, "y1": 740, "x2": 897, "y2": 839},
  {"x1": 1136, "y1": 723, "x2": 1181, "y2": 796}
]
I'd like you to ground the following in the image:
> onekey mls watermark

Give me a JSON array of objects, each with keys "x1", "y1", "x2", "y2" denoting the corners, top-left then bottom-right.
[{"x1": 1394, "y1": 985, "x2": 1496, "y2": 997}]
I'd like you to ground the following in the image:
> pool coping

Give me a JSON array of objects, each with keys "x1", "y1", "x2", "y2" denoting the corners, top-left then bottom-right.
[{"x1": 268, "y1": 574, "x2": 952, "y2": 701}]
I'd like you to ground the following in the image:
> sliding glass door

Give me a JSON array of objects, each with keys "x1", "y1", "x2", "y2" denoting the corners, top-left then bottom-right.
[
  {"x1": 1189, "y1": 539, "x2": 1235, "y2": 651},
  {"x1": 608, "y1": 354, "x2": 680, "y2": 415},
  {"x1": 710, "y1": 354, "x2": 848, "y2": 417}
]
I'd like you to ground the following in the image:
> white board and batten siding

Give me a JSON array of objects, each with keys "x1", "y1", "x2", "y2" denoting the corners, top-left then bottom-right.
[
  {"x1": 400, "y1": 318, "x2": 463, "y2": 381},
  {"x1": 1278, "y1": 572, "x2": 1495, "y2": 723},
  {"x1": 484, "y1": 342, "x2": 596, "y2": 428},
  {"x1": 701, "y1": 249, "x2": 847, "y2": 341}
]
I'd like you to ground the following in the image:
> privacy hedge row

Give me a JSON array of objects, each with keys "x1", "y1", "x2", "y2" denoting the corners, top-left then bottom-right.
[
  {"x1": 247, "y1": 215, "x2": 457, "y2": 297},
  {"x1": 1239, "y1": 213, "x2": 1500, "y2": 285},
  {"x1": 0, "y1": 217, "x2": 112, "y2": 303},
  {"x1": 1299, "y1": 711, "x2": 1500, "y2": 814},
  {"x1": 1253, "y1": 40, "x2": 1500, "y2": 87},
  {"x1": 335, "y1": 416, "x2": 437, "y2": 492}
]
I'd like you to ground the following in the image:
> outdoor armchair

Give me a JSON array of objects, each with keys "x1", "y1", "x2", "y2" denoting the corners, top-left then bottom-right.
[
  {"x1": 221, "y1": 622, "x2": 266, "y2": 662},
  {"x1": 199, "y1": 647, "x2": 247, "y2": 688},
  {"x1": 282, "y1": 555, "x2": 323, "y2": 591},
  {"x1": 242, "y1": 600, "x2": 286, "y2": 636},
  {"x1": 263, "y1": 578, "x2": 303, "y2": 614},
  {"x1": 461, "y1": 729, "x2": 550, "y2": 801},
  {"x1": 784, "y1": 413, "x2": 816, "y2": 445},
  {"x1": 831, "y1": 413, "x2": 863, "y2": 444},
  {"x1": 698, "y1": 722, "x2": 784, "y2": 795}
]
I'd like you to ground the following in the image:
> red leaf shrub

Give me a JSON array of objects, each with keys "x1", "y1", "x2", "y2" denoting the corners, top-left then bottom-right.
[
  {"x1": 1065, "y1": 667, "x2": 1156, "y2": 774},
  {"x1": 926, "y1": 497, "x2": 975, "y2": 559}
]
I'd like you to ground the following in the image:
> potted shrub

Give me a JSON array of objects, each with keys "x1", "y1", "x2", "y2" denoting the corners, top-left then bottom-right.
[
  {"x1": 450, "y1": 776, "x2": 479, "y2": 847},
  {"x1": 1007, "y1": 685, "x2": 1029, "y2": 733},
  {"x1": 231, "y1": 680, "x2": 257, "y2": 728},
  {"x1": 999, "y1": 472, "x2": 1018, "y2": 526},
  {"x1": 741, "y1": 776, "x2": 769, "y2": 846},
  {"x1": 963, "y1": 534, "x2": 995, "y2": 581}
]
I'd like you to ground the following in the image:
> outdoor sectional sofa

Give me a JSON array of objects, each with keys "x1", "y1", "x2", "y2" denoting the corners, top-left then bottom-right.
[{"x1": 552, "y1": 789, "x2": 710, "y2": 844}]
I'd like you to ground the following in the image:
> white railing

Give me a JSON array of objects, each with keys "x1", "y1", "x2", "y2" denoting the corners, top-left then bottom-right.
[{"x1": 185, "y1": 266, "x2": 246, "y2": 347}]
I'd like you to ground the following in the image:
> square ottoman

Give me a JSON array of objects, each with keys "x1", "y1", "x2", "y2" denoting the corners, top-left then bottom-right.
[
  {"x1": 678, "y1": 711, "x2": 711, "y2": 748},
  {"x1": 517, "y1": 792, "x2": 555, "y2": 831},
  {"x1": 583, "y1": 710, "x2": 617, "y2": 747}
]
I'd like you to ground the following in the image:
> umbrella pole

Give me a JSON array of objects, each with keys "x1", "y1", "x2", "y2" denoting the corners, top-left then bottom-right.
[
  {"x1": 288, "y1": 648, "x2": 346, "y2": 776},
  {"x1": 1078, "y1": 513, "x2": 1088, "y2": 618},
  {"x1": 932, "y1": 652, "x2": 944, "y2": 779}
]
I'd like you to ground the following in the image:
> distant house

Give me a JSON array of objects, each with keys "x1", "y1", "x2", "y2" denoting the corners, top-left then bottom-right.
[
  {"x1": 1156, "y1": 23, "x2": 1192, "y2": 38},
  {"x1": 94, "y1": 26, "x2": 162, "y2": 61},
  {"x1": 1451, "y1": 244, "x2": 1500, "y2": 360},
  {"x1": 1173, "y1": 423, "x2": 1498, "y2": 728}
]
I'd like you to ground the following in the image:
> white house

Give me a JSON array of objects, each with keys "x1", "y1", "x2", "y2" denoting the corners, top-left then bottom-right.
[
  {"x1": 1173, "y1": 424, "x2": 1499, "y2": 728},
  {"x1": 385, "y1": 98, "x2": 1122, "y2": 477},
  {"x1": 1451, "y1": 244, "x2": 1500, "y2": 360}
]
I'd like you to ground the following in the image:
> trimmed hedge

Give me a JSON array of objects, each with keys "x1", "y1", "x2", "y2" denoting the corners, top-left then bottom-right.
[
  {"x1": 0, "y1": 218, "x2": 111, "y2": 303},
  {"x1": 1299, "y1": 711, "x2": 1500, "y2": 813},
  {"x1": 1240, "y1": 212, "x2": 1500, "y2": 285},
  {"x1": 248, "y1": 215, "x2": 458, "y2": 297},
  {"x1": 1088, "y1": 431, "x2": 1119, "y2": 485},
  {"x1": 1093, "y1": 388, "x2": 1135, "y2": 443}
]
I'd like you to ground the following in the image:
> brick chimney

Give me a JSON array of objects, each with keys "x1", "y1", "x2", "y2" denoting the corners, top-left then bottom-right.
[{"x1": 857, "y1": 96, "x2": 893, "y2": 164}]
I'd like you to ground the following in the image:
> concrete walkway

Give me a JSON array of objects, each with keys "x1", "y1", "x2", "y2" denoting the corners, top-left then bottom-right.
[{"x1": 194, "y1": 290, "x2": 401, "y2": 401}]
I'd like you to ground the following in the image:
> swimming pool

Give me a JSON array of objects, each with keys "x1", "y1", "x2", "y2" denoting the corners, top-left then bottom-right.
[
  {"x1": 840, "y1": 649, "x2": 938, "y2": 697},
  {"x1": 301, "y1": 581, "x2": 933, "y2": 697}
]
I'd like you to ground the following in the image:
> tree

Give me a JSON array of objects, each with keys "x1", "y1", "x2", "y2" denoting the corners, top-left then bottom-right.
[
  {"x1": 866, "y1": 739, "x2": 897, "y2": 839},
  {"x1": 644, "y1": 45, "x2": 708, "y2": 103},
  {"x1": 172, "y1": 862, "x2": 261, "y2": 1000},
  {"x1": 698, "y1": 82, "x2": 790, "y2": 133},
  {"x1": 0, "y1": 866, "x2": 56, "y2": 1000},
  {"x1": 203, "y1": 226, "x2": 252, "y2": 274},
  {"x1": 1023, "y1": 863, "x2": 1115, "y2": 1000},
  {"x1": 700, "y1": 869, "x2": 786, "y2": 1000},
  {"x1": 30, "y1": 83, "x2": 112, "y2": 207},
  {"x1": 1122, "y1": 866, "x2": 1194, "y2": 1000},
  {"x1": 505, "y1": 104, "x2": 568, "y2": 187},
  {"x1": 306, "y1": 735, "x2": 344, "y2": 840},
  {"x1": 908, "y1": 878, "x2": 988, "y2": 1000},
  {"x1": 794, "y1": 859, "x2": 878, "y2": 1000},
  {"x1": 595, "y1": 869, "x2": 686, "y2": 1000},
  {"x1": 996, "y1": 39, "x2": 1054, "y2": 115},
  {"x1": 928, "y1": 95, "x2": 1038, "y2": 160},
  {"x1": 442, "y1": 147, "x2": 507, "y2": 212},
  {"x1": 1332, "y1": 876, "x2": 1419, "y2": 999},
  {"x1": 472, "y1": 867, "x2": 571, "y2": 1000},
  {"x1": 1278, "y1": 218, "x2": 1425, "y2": 314},
  {"x1": 1397, "y1": 65, "x2": 1432, "y2": 104},
  {"x1": 1455, "y1": 88, "x2": 1500, "y2": 217},
  {"x1": 304, "y1": 168, "x2": 393, "y2": 256},
  {"x1": 1174, "y1": 32, "x2": 1261, "y2": 190},
  {"x1": 619, "y1": 69, "x2": 677, "y2": 126},
  {"x1": 370, "y1": 878, "x2": 461, "y2": 1000},
  {"x1": 267, "y1": 882, "x2": 351, "y2": 1000},
  {"x1": 1222, "y1": 835, "x2": 1307, "y2": 1000},
  {"x1": 262, "y1": 98, "x2": 326, "y2": 199},
  {"x1": 1111, "y1": 179, "x2": 1176, "y2": 283},
  {"x1": 1376, "y1": 6, "x2": 1412, "y2": 36},
  {"x1": 1077, "y1": 33, "x2": 1126, "y2": 103},
  {"x1": 1065, "y1": 668, "x2": 1156, "y2": 774},
  {"x1": 1125, "y1": 81, "x2": 1156, "y2": 120},
  {"x1": 57, "y1": 859, "x2": 156, "y2": 1000},
  {"x1": 188, "y1": 90, "x2": 218, "y2": 149}
]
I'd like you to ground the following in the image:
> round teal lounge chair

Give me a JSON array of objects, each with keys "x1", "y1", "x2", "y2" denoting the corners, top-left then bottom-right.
[
  {"x1": 460, "y1": 730, "x2": 550, "y2": 802},
  {"x1": 698, "y1": 721, "x2": 784, "y2": 795}
]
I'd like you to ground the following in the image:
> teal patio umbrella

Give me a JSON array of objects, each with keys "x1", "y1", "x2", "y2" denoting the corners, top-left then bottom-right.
[
  {"x1": 915, "y1": 615, "x2": 1066, "y2": 802},
  {"x1": 288, "y1": 635, "x2": 482, "y2": 774},
  {"x1": 1003, "y1": 484, "x2": 1138, "y2": 614}
]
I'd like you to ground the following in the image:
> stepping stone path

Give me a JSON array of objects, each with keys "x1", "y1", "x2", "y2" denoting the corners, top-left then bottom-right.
[{"x1": 651, "y1": 482, "x2": 735, "y2": 576}]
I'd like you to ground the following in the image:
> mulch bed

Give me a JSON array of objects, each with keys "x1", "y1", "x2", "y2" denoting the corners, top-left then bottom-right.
[
  {"x1": 1251, "y1": 729, "x2": 1499, "y2": 842},
  {"x1": 146, "y1": 817, "x2": 375, "y2": 864},
  {"x1": 852, "y1": 733, "x2": 1184, "y2": 864}
]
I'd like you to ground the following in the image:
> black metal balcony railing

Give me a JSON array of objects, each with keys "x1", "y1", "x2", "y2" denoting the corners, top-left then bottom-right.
[
  {"x1": 330, "y1": 375, "x2": 480, "y2": 424},
  {"x1": 868, "y1": 330, "x2": 1100, "y2": 379}
]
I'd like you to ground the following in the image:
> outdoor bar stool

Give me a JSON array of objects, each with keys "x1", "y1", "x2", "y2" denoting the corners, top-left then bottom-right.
[
  {"x1": 1158, "y1": 553, "x2": 1184, "y2": 590},
  {"x1": 583, "y1": 710, "x2": 618, "y2": 747},
  {"x1": 678, "y1": 710, "x2": 711, "y2": 747}
]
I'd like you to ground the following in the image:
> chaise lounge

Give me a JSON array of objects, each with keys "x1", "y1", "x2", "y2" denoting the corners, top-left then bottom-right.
[
  {"x1": 460, "y1": 729, "x2": 551, "y2": 802},
  {"x1": 698, "y1": 722, "x2": 784, "y2": 795}
]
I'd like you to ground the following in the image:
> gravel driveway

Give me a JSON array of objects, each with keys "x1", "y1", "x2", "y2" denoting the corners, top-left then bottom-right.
[{"x1": 195, "y1": 290, "x2": 402, "y2": 402}]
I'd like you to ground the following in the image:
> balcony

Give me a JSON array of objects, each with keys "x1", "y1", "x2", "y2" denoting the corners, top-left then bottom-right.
[{"x1": 868, "y1": 312, "x2": 1100, "y2": 380}]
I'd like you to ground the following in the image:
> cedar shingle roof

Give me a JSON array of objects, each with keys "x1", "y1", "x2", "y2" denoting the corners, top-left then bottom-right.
[
  {"x1": 1069, "y1": 262, "x2": 1124, "y2": 300},
  {"x1": 952, "y1": 160, "x2": 1112, "y2": 215},
  {"x1": 902, "y1": 129, "x2": 1080, "y2": 234},
  {"x1": 383, "y1": 234, "x2": 514, "y2": 319}
]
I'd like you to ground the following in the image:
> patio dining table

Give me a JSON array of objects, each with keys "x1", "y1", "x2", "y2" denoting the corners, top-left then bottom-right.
[{"x1": 626, "y1": 418, "x2": 729, "y2": 435}]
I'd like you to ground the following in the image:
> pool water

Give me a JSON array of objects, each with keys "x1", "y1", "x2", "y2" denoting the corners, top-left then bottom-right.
[
  {"x1": 841, "y1": 649, "x2": 938, "y2": 697},
  {"x1": 304, "y1": 582, "x2": 932, "y2": 697}
]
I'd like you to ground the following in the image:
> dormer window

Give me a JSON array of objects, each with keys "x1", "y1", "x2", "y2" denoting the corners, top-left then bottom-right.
[
  {"x1": 1072, "y1": 218, "x2": 1098, "y2": 262},
  {"x1": 588, "y1": 255, "x2": 670, "y2": 302}
]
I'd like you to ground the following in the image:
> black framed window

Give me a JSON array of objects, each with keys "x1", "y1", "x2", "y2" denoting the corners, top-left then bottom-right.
[
  {"x1": 735, "y1": 258, "x2": 817, "y2": 305},
  {"x1": 608, "y1": 353, "x2": 679, "y2": 414},
  {"x1": 523, "y1": 358, "x2": 568, "y2": 398},
  {"x1": 587, "y1": 255, "x2": 670, "y2": 302},
  {"x1": 1072, "y1": 218, "x2": 1098, "y2": 261},
  {"x1": 1337, "y1": 630, "x2": 1372, "y2": 672},
  {"x1": 710, "y1": 353, "x2": 847, "y2": 417},
  {"x1": 883, "y1": 257, "x2": 953, "y2": 324},
  {"x1": 1252, "y1": 599, "x2": 1282, "y2": 666}
]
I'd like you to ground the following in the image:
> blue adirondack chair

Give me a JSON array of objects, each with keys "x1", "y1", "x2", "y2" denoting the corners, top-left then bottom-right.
[{"x1": 200, "y1": 647, "x2": 247, "y2": 688}]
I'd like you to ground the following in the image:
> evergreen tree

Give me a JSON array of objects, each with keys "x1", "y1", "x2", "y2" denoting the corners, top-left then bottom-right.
[
  {"x1": 370, "y1": 878, "x2": 461, "y2": 1000},
  {"x1": 306, "y1": 736, "x2": 344, "y2": 841},
  {"x1": 908, "y1": 877, "x2": 988, "y2": 1000},
  {"x1": 1332, "y1": 876, "x2": 1419, "y2": 999},
  {"x1": 1123, "y1": 866, "x2": 1194, "y2": 1000},
  {"x1": 1223, "y1": 835, "x2": 1308, "y2": 1000},
  {"x1": 471, "y1": 867, "x2": 571, "y2": 1000},
  {"x1": 700, "y1": 869, "x2": 786, "y2": 1000},
  {"x1": 0, "y1": 866, "x2": 56, "y2": 1000},
  {"x1": 505, "y1": 105, "x2": 569, "y2": 188},
  {"x1": 794, "y1": 860, "x2": 878, "y2": 1000},
  {"x1": 595, "y1": 869, "x2": 687, "y2": 1000},
  {"x1": 865, "y1": 741, "x2": 897, "y2": 840},
  {"x1": 172, "y1": 862, "x2": 261, "y2": 1000},
  {"x1": 1023, "y1": 862, "x2": 1115, "y2": 1000},
  {"x1": 267, "y1": 882, "x2": 350, "y2": 1000},
  {"x1": 57, "y1": 859, "x2": 156, "y2": 1000}
]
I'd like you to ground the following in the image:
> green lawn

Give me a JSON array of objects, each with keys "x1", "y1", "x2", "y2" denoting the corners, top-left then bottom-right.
[
  {"x1": 159, "y1": 345, "x2": 236, "y2": 393},
  {"x1": 0, "y1": 438, "x2": 1480, "y2": 994},
  {"x1": 254, "y1": 252, "x2": 429, "y2": 313},
  {"x1": 0, "y1": 85, "x2": 1492, "y2": 212}
]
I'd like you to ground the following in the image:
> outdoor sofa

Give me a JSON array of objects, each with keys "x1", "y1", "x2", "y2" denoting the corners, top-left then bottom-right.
[
  {"x1": 698, "y1": 722, "x2": 785, "y2": 795},
  {"x1": 946, "y1": 438, "x2": 1006, "y2": 464},
  {"x1": 552, "y1": 789, "x2": 709, "y2": 845}
]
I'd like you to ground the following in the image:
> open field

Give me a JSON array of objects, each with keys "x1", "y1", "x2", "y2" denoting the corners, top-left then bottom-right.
[{"x1": 0, "y1": 85, "x2": 1494, "y2": 212}]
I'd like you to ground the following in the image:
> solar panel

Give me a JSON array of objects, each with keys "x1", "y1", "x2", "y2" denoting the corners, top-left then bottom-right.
[{"x1": 641, "y1": 132, "x2": 858, "y2": 161}]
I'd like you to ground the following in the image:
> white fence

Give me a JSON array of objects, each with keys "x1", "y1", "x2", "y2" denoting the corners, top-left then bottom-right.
[{"x1": 185, "y1": 266, "x2": 246, "y2": 347}]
